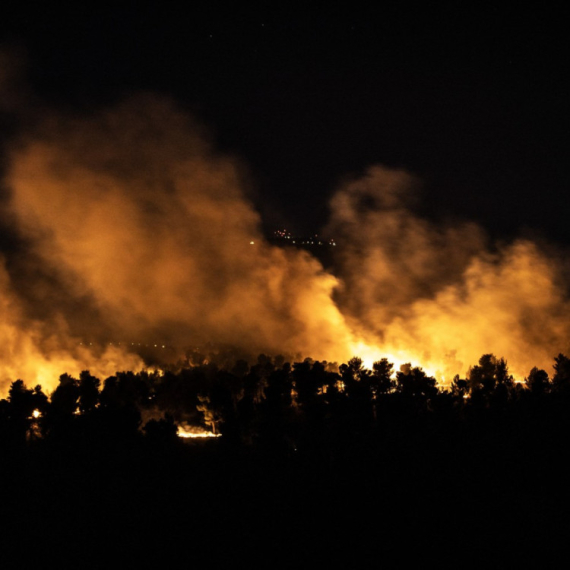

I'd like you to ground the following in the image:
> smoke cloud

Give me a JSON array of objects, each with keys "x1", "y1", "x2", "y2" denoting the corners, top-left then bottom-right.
[
  {"x1": 1, "y1": 82, "x2": 569, "y2": 394},
  {"x1": 327, "y1": 166, "x2": 570, "y2": 380},
  {"x1": 0, "y1": 254, "x2": 143, "y2": 392},
  {"x1": 1, "y1": 94, "x2": 359, "y2": 393}
]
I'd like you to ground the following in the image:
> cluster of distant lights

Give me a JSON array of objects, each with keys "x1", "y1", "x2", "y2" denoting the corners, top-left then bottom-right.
[
  {"x1": 249, "y1": 229, "x2": 337, "y2": 247},
  {"x1": 274, "y1": 229, "x2": 292, "y2": 239}
]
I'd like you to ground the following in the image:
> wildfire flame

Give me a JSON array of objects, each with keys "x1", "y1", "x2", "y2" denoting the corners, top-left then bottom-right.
[
  {"x1": 0, "y1": 86, "x2": 568, "y2": 395},
  {"x1": 350, "y1": 340, "x2": 439, "y2": 380},
  {"x1": 177, "y1": 425, "x2": 221, "y2": 439}
]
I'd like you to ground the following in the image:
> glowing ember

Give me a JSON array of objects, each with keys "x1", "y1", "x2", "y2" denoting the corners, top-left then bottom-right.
[{"x1": 177, "y1": 425, "x2": 221, "y2": 439}]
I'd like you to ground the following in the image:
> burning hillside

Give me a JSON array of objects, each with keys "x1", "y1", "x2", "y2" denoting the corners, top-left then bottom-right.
[{"x1": 1, "y1": 93, "x2": 569, "y2": 393}]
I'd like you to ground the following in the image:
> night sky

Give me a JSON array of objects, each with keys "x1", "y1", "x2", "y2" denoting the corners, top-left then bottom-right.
[{"x1": 2, "y1": 3, "x2": 569, "y2": 241}]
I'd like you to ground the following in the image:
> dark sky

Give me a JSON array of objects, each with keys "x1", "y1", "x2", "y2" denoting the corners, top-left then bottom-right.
[{"x1": 2, "y1": 3, "x2": 569, "y2": 241}]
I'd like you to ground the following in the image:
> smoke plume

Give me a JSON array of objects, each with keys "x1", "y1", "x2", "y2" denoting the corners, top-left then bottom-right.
[
  {"x1": 327, "y1": 166, "x2": 570, "y2": 380},
  {"x1": 1, "y1": 94, "x2": 359, "y2": 393},
  {"x1": 1, "y1": 86, "x2": 569, "y2": 394}
]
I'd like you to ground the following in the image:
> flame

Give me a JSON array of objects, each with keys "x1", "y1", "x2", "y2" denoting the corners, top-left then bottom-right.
[
  {"x1": 177, "y1": 425, "x2": 221, "y2": 439},
  {"x1": 349, "y1": 340, "x2": 438, "y2": 379},
  {"x1": 0, "y1": 87, "x2": 568, "y2": 396}
]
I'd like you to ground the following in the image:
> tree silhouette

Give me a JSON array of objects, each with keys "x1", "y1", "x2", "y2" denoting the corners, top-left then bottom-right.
[
  {"x1": 450, "y1": 375, "x2": 468, "y2": 399},
  {"x1": 396, "y1": 364, "x2": 437, "y2": 401},
  {"x1": 78, "y1": 370, "x2": 101, "y2": 414},
  {"x1": 50, "y1": 373, "x2": 80, "y2": 416},
  {"x1": 371, "y1": 358, "x2": 395, "y2": 396},
  {"x1": 5, "y1": 380, "x2": 38, "y2": 444},
  {"x1": 553, "y1": 353, "x2": 570, "y2": 394},
  {"x1": 467, "y1": 354, "x2": 512, "y2": 398},
  {"x1": 525, "y1": 367, "x2": 550, "y2": 396}
]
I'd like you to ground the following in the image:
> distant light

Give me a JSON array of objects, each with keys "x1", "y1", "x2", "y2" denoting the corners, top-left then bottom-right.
[{"x1": 250, "y1": 241, "x2": 255, "y2": 245}]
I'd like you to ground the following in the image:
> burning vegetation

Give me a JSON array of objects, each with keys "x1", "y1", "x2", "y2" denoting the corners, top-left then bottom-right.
[
  {"x1": 2, "y1": 61, "x2": 570, "y2": 570},
  {"x1": 1, "y1": 93, "x2": 570, "y2": 397},
  {"x1": 2, "y1": 351, "x2": 570, "y2": 449},
  {"x1": 4, "y1": 350, "x2": 570, "y2": 567}
]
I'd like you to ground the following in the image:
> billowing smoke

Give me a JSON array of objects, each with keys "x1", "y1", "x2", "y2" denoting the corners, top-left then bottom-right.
[
  {"x1": 1, "y1": 94, "x2": 359, "y2": 393},
  {"x1": 0, "y1": 255, "x2": 143, "y2": 392},
  {"x1": 1, "y1": 82, "x2": 569, "y2": 394},
  {"x1": 327, "y1": 166, "x2": 570, "y2": 380}
]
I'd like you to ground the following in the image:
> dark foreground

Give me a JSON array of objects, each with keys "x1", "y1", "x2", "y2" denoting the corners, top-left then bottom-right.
[
  {"x1": 2, "y1": 423, "x2": 568, "y2": 570},
  {"x1": 3, "y1": 355, "x2": 570, "y2": 568}
]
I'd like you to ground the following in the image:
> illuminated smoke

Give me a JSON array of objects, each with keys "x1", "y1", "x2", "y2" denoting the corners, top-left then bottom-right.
[
  {"x1": 1, "y1": 94, "x2": 359, "y2": 393},
  {"x1": 0, "y1": 256, "x2": 143, "y2": 394},
  {"x1": 1, "y1": 81, "x2": 569, "y2": 394},
  {"x1": 326, "y1": 166, "x2": 570, "y2": 380}
]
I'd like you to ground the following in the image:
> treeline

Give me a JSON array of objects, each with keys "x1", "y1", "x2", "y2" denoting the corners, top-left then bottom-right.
[
  {"x1": 3, "y1": 353, "x2": 570, "y2": 567},
  {"x1": 3, "y1": 352, "x2": 570, "y2": 452}
]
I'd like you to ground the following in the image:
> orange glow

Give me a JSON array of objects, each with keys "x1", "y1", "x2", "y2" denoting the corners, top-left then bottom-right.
[
  {"x1": 177, "y1": 425, "x2": 221, "y2": 439},
  {"x1": 349, "y1": 340, "x2": 437, "y2": 379},
  {"x1": 0, "y1": 97, "x2": 568, "y2": 396}
]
